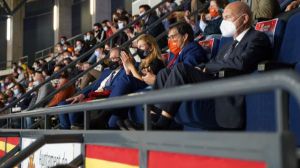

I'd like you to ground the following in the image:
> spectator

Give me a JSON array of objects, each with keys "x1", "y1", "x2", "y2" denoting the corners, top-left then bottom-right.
[
  {"x1": 16, "y1": 66, "x2": 25, "y2": 83},
  {"x1": 60, "y1": 36, "x2": 67, "y2": 45},
  {"x1": 151, "y1": 1, "x2": 272, "y2": 129},
  {"x1": 28, "y1": 71, "x2": 54, "y2": 109},
  {"x1": 88, "y1": 47, "x2": 106, "y2": 64},
  {"x1": 165, "y1": 22, "x2": 207, "y2": 69},
  {"x1": 101, "y1": 20, "x2": 114, "y2": 39},
  {"x1": 60, "y1": 48, "x2": 125, "y2": 129},
  {"x1": 251, "y1": 0, "x2": 280, "y2": 21},
  {"x1": 84, "y1": 31, "x2": 97, "y2": 49},
  {"x1": 93, "y1": 23, "x2": 106, "y2": 43},
  {"x1": 139, "y1": 4, "x2": 167, "y2": 49},
  {"x1": 121, "y1": 34, "x2": 165, "y2": 81},
  {"x1": 47, "y1": 74, "x2": 76, "y2": 107},
  {"x1": 198, "y1": 0, "x2": 228, "y2": 37}
]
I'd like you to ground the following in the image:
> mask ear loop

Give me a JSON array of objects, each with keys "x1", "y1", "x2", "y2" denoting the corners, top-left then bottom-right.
[{"x1": 233, "y1": 14, "x2": 246, "y2": 34}]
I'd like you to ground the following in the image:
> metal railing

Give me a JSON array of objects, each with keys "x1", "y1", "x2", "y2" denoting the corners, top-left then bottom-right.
[
  {"x1": 0, "y1": 134, "x2": 83, "y2": 168},
  {"x1": 0, "y1": 0, "x2": 172, "y2": 113},
  {"x1": 0, "y1": 70, "x2": 299, "y2": 168}
]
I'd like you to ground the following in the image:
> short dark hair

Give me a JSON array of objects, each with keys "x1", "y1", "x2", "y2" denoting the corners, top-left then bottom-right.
[
  {"x1": 35, "y1": 70, "x2": 43, "y2": 75},
  {"x1": 118, "y1": 16, "x2": 129, "y2": 23},
  {"x1": 93, "y1": 22, "x2": 101, "y2": 27},
  {"x1": 169, "y1": 22, "x2": 194, "y2": 42},
  {"x1": 139, "y1": 4, "x2": 151, "y2": 11}
]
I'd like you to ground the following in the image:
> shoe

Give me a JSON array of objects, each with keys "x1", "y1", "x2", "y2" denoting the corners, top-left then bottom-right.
[
  {"x1": 116, "y1": 120, "x2": 128, "y2": 131},
  {"x1": 123, "y1": 119, "x2": 142, "y2": 131},
  {"x1": 152, "y1": 115, "x2": 172, "y2": 130},
  {"x1": 71, "y1": 125, "x2": 83, "y2": 130}
]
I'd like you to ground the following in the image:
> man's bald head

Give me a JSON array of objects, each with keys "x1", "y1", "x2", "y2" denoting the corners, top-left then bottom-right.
[
  {"x1": 226, "y1": 2, "x2": 252, "y2": 23},
  {"x1": 222, "y1": 1, "x2": 253, "y2": 37}
]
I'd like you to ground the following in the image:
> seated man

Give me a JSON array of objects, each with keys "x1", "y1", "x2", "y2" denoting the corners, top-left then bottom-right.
[
  {"x1": 59, "y1": 48, "x2": 125, "y2": 129},
  {"x1": 151, "y1": 1, "x2": 272, "y2": 129}
]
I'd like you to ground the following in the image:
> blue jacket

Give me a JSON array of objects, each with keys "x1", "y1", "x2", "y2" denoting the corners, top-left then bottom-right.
[
  {"x1": 81, "y1": 68, "x2": 126, "y2": 97},
  {"x1": 170, "y1": 41, "x2": 208, "y2": 68}
]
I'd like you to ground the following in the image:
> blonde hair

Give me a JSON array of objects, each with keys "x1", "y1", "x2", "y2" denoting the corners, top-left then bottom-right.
[{"x1": 137, "y1": 34, "x2": 163, "y2": 69}]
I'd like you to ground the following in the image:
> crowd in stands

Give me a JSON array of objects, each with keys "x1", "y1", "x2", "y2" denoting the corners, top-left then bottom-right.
[{"x1": 0, "y1": 0, "x2": 299, "y2": 130}]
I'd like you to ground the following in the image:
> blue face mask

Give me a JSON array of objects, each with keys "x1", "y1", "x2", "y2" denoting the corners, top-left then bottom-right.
[
  {"x1": 13, "y1": 89, "x2": 20, "y2": 96},
  {"x1": 95, "y1": 50, "x2": 100, "y2": 57}
]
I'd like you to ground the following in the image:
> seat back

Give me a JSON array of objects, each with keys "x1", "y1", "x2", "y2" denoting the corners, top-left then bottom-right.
[
  {"x1": 255, "y1": 18, "x2": 286, "y2": 58},
  {"x1": 245, "y1": 92, "x2": 276, "y2": 132},
  {"x1": 199, "y1": 38, "x2": 220, "y2": 60},
  {"x1": 277, "y1": 12, "x2": 300, "y2": 64}
]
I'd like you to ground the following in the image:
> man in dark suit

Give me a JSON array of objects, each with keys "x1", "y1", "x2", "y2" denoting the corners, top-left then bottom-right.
[
  {"x1": 152, "y1": 1, "x2": 272, "y2": 129},
  {"x1": 58, "y1": 48, "x2": 126, "y2": 129}
]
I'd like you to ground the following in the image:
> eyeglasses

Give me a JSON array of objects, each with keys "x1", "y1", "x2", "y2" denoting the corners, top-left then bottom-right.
[{"x1": 168, "y1": 33, "x2": 180, "y2": 40}]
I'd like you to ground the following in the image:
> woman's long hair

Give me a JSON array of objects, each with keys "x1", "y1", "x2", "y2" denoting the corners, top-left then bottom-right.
[{"x1": 137, "y1": 34, "x2": 163, "y2": 70}]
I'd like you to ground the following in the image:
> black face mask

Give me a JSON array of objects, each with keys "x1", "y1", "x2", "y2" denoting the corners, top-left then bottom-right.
[
  {"x1": 136, "y1": 48, "x2": 149, "y2": 59},
  {"x1": 104, "y1": 50, "x2": 110, "y2": 56},
  {"x1": 108, "y1": 61, "x2": 120, "y2": 70}
]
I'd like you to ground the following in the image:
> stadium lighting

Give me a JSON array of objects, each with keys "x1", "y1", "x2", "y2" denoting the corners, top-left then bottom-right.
[
  {"x1": 6, "y1": 17, "x2": 11, "y2": 41},
  {"x1": 53, "y1": 5, "x2": 59, "y2": 30},
  {"x1": 90, "y1": 0, "x2": 95, "y2": 15}
]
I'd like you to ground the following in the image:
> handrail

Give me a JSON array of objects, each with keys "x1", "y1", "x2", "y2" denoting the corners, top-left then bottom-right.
[
  {"x1": 0, "y1": 134, "x2": 83, "y2": 168},
  {"x1": 0, "y1": 0, "x2": 169, "y2": 113},
  {"x1": 0, "y1": 145, "x2": 20, "y2": 165},
  {"x1": 0, "y1": 70, "x2": 299, "y2": 133},
  {"x1": 27, "y1": 0, "x2": 192, "y2": 111}
]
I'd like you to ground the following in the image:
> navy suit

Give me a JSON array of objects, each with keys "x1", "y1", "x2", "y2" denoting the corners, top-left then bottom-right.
[
  {"x1": 59, "y1": 68, "x2": 127, "y2": 129},
  {"x1": 81, "y1": 68, "x2": 125, "y2": 97},
  {"x1": 171, "y1": 41, "x2": 208, "y2": 67}
]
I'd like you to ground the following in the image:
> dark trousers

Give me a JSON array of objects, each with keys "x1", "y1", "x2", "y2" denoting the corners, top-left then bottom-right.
[{"x1": 154, "y1": 63, "x2": 214, "y2": 115}]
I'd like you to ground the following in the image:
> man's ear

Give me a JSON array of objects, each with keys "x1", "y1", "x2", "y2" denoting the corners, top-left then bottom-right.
[
  {"x1": 243, "y1": 14, "x2": 250, "y2": 25},
  {"x1": 183, "y1": 33, "x2": 189, "y2": 43}
]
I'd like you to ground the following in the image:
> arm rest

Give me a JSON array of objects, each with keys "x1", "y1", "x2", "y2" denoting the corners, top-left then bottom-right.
[
  {"x1": 217, "y1": 69, "x2": 245, "y2": 78},
  {"x1": 257, "y1": 61, "x2": 295, "y2": 72}
]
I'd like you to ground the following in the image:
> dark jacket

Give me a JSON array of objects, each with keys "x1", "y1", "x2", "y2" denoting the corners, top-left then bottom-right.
[
  {"x1": 172, "y1": 41, "x2": 208, "y2": 68},
  {"x1": 205, "y1": 27, "x2": 272, "y2": 73}
]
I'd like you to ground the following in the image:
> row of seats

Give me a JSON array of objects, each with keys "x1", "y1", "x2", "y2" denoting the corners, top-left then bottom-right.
[{"x1": 128, "y1": 11, "x2": 300, "y2": 146}]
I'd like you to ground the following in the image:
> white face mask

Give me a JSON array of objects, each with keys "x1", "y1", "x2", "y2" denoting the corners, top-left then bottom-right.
[
  {"x1": 139, "y1": 12, "x2": 145, "y2": 16},
  {"x1": 220, "y1": 20, "x2": 237, "y2": 37},
  {"x1": 75, "y1": 45, "x2": 82, "y2": 52},
  {"x1": 13, "y1": 89, "x2": 20, "y2": 96},
  {"x1": 103, "y1": 26, "x2": 108, "y2": 31},
  {"x1": 94, "y1": 50, "x2": 100, "y2": 57},
  {"x1": 220, "y1": 15, "x2": 243, "y2": 37},
  {"x1": 86, "y1": 35, "x2": 91, "y2": 40},
  {"x1": 33, "y1": 81, "x2": 40, "y2": 86},
  {"x1": 118, "y1": 22, "x2": 124, "y2": 29}
]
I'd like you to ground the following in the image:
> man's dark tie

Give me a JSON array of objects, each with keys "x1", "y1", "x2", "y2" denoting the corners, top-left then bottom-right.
[
  {"x1": 105, "y1": 71, "x2": 116, "y2": 87},
  {"x1": 223, "y1": 40, "x2": 239, "y2": 60}
]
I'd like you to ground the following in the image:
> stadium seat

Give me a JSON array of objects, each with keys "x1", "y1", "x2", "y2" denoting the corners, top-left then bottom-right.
[
  {"x1": 283, "y1": 13, "x2": 300, "y2": 146},
  {"x1": 198, "y1": 38, "x2": 220, "y2": 60},
  {"x1": 246, "y1": 13, "x2": 300, "y2": 146},
  {"x1": 255, "y1": 18, "x2": 286, "y2": 58}
]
